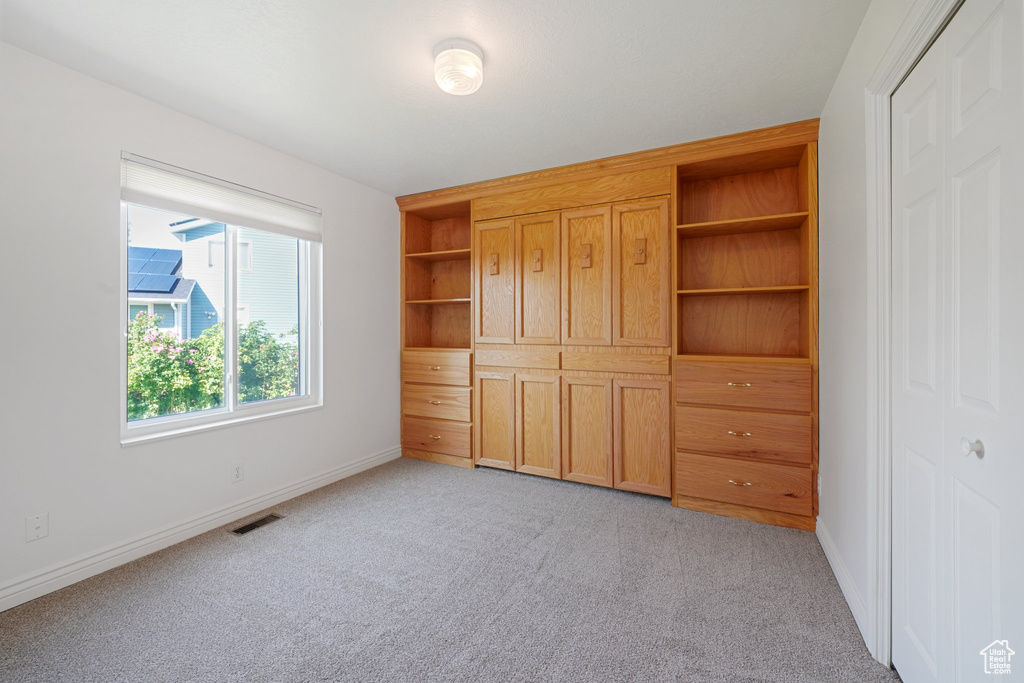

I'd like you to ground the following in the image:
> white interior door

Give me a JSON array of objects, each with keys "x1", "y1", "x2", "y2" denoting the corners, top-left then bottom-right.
[{"x1": 892, "y1": 0, "x2": 1023, "y2": 681}]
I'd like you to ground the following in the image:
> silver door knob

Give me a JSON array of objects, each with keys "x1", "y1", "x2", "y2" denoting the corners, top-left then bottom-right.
[{"x1": 960, "y1": 437, "x2": 984, "y2": 458}]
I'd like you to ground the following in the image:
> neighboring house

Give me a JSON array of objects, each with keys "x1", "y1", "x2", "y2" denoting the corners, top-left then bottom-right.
[
  {"x1": 130, "y1": 219, "x2": 298, "y2": 342},
  {"x1": 127, "y1": 246, "x2": 195, "y2": 338},
  {"x1": 172, "y1": 219, "x2": 298, "y2": 343}
]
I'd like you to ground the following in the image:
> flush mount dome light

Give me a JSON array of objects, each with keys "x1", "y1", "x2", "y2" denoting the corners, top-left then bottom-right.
[{"x1": 433, "y1": 39, "x2": 483, "y2": 95}]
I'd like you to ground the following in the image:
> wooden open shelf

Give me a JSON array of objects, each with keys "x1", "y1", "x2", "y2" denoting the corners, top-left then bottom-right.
[
  {"x1": 676, "y1": 285, "x2": 809, "y2": 296},
  {"x1": 403, "y1": 206, "x2": 472, "y2": 350},
  {"x1": 406, "y1": 248, "x2": 472, "y2": 262},
  {"x1": 676, "y1": 211, "x2": 808, "y2": 237},
  {"x1": 676, "y1": 145, "x2": 809, "y2": 226},
  {"x1": 406, "y1": 298, "x2": 471, "y2": 304},
  {"x1": 677, "y1": 290, "x2": 808, "y2": 357},
  {"x1": 405, "y1": 301, "x2": 471, "y2": 349}
]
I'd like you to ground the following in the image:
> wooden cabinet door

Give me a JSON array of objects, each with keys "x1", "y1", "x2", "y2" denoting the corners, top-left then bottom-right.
[
  {"x1": 515, "y1": 213, "x2": 561, "y2": 344},
  {"x1": 561, "y1": 206, "x2": 612, "y2": 345},
  {"x1": 561, "y1": 376, "x2": 613, "y2": 487},
  {"x1": 475, "y1": 218, "x2": 514, "y2": 344},
  {"x1": 612, "y1": 199, "x2": 671, "y2": 346},
  {"x1": 516, "y1": 373, "x2": 561, "y2": 478},
  {"x1": 475, "y1": 371, "x2": 515, "y2": 470},
  {"x1": 613, "y1": 379, "x2": 671, "y2": 496}
]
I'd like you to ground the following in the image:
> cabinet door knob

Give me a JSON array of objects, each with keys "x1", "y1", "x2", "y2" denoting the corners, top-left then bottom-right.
[
  {"x1": 728, "y1": 479, "x2": 752, "y2": 487},
  {"x1": 727, "y1": 431, "x2": 753, "y2": 437},
  {"x1": 429, "y1": 400, "x2": 442, "y2": 405},
  {"x1": 727, "y1": 382, "x2": 752, "y2": 387},
  {"x1": 428, "y1": 435, "x2": 442, "y2": 440},
  {"x1": 430, "y1": 366, "x2": 442, "y2": 371}
]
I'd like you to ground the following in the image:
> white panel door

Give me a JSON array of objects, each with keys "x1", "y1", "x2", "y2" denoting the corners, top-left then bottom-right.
[{"x1": 892, "y1": 1, "x2": 1023, "y2": 681}]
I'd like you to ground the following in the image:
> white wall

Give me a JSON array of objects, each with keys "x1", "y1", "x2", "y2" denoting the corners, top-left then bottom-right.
[
  {"x1": 816, "y1": 0, "x2": 916, "y2": 650},
  {"x1": 0, "y1": 43, "x2": 400, "y2": 609}
]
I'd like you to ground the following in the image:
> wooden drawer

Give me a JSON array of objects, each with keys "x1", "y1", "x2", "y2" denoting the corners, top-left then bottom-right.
[
  {"x1": 675, "y1": 361, "x2": 812, "y2": 413},
  {"x1": 402, "y1": 384, "x2": 471, "y2": 422},
  {"x1": 402, "y1": 350, "x2": 471, "y2": 386},
  {"x1": 674, "y1": 452, "x2": 812, "y2": 516},
  {"x1": 402, "y1": 416, "x2": 471, "y2": 458},
  {"x1": 675, "y1": 405, "x2": 811, "y2": 465}
]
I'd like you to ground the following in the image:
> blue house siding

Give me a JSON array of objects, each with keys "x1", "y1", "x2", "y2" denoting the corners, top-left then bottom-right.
[
  {"x1": 237, "y1": 226, "x2": 299, "y2": 342},
  {"x1": 174, "y1": 221, "x2": 298, "y2": 341},
  {"x1": 188, "y1": 285, "x2": 219, "y2": 338}
]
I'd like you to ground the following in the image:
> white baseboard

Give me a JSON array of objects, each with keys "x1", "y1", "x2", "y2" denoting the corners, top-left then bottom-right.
[
  {"x1": 0, "y1": 445, "x2": 401, "y2": 613},
  {"x1": 816, "y1": 518, "x2": 872, "y2": 647}
]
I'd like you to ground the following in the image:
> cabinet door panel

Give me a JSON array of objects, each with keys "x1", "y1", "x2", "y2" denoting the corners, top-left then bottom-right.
[
  {"x1": 515, "y1": 213, "x2": 561, "y2": 344},
  {"x1": 562, "y1": 376, "x2": 613, "y2": 487},
  {"x1": 613, "y1": 379, "x2": 671, "y2": 496},
  {"x1": 476, "y1": 219, "x2": 514, "y2": 344},
  {"x1": 562, "y1": 207, "x2": 612, "y2": 345},
  {"x1": 613, "y1": 199, "x2": 671, "y2": 346},
  {"x1": 516, "y1": 374, "x2": 561, "y2": 478},
  {"x1": 475, "y1": 371, "x2": 515, "y2": 470}
]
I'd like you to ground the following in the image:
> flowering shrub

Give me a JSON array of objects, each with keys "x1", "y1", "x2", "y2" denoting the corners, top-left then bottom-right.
[
  {"x1": 127, "y1": 312, "x2": 297, "y2": 420},
  {"x1": 238, "y1": 321, "x2": 299, "y2": 403}
]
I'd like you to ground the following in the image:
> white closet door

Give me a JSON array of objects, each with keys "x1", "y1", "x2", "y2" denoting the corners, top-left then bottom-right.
[{"x1": 892, "y1": 1, "x2": 1023, "y2": 681}]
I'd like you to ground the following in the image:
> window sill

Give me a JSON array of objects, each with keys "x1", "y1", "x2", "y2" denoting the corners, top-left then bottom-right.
[{"x1": 121, "y1": 399, "x2": 323, "y2": 447}]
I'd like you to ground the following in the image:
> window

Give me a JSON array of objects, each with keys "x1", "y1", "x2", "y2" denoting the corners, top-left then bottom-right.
[{"x1": 121, "y1": 154, "x2": 322, "y2": 443}]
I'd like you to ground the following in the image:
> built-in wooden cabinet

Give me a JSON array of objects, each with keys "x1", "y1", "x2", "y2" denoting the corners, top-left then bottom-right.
[
  {"x1": 672, "y1": 140, "x2": 819, "y2": 530},
  {"x1": 561, "y1": 376, "x2": 613, "y2": 486},
  {"x1": 613, "y1": 200, "x2": 672, "y2": 347},
  {"x1": 401, "y1": 206, "x2": 474, "y2": 469},
  {"x1": 474, "y1": 218, "x2": 514, "y2": 344},
  {"x1": 515, "y1": 373, "x2": 561, "y2": 478},
  {"x1": 398, "y1": 119, "x2": 819, "y2": 530},
  {"x1": 515, "y1": 214, "x2": 561, "y2": 344},
  {"x1": 613, "y1": 379, "x2": 672, "y2": 496},
  {"x1": 475, "y1": 370, "x2": 515, "y2": 470},
  {"x1": 561, "y1": 207, "x2": 613, "y2": 345}
]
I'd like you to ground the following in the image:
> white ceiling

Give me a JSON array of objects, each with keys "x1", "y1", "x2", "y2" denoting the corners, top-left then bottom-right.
[{"x1": 0, "y1": 0, "x2": 869, "y2": 197}]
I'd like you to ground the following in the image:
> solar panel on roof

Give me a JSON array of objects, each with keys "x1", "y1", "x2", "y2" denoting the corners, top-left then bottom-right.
[
  {"x1": 128, "y1": 274, "x2": 145, "y2": 290},
  {"x1": 140, "y1": 260, "x2": 177, "y2": 275},
  {"x1": 150, "y1": 249, "x2": 181, "y2": 261},
  {"x1": 137, "y1": 274, "x2": 179, "y2": 293},
  {"x1": 128, "y1": 259, "x2": 147, "y2": 273},
  {"x1": 128, "y1": 246, "x2": 157, "y2": 259}
]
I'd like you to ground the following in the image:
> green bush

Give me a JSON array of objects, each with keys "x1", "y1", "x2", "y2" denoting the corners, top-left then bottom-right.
[{"x1": 127, "y1": 312, "x2": 297, "y2": 420}]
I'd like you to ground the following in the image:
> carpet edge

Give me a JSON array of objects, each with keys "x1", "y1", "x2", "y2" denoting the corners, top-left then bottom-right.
[{"x1": 0, "y1": 445, "x2": 401, "y2": 613}]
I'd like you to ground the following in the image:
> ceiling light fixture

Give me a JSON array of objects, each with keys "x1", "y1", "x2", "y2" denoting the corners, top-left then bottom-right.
[{"x1": 433, "y1": 39, "x2": 483, "y2": 96}]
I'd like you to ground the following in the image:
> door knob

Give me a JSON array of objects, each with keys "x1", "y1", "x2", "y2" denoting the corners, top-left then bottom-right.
[{"x1": 960, "y1": 437, "x2": 985, "y2": 458}]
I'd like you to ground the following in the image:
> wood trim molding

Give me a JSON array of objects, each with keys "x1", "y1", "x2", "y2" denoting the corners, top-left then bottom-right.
[
  {"x1": 861, "y1": 0, "x2": 962, "y2": 668},
  {"x1": 397, "y1": 119, "x2": 820, "y2": 212}
]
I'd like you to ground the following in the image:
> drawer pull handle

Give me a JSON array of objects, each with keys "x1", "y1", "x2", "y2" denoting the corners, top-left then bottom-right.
[
  {"x1": 728, "y1": 431, "x2": 753, "y2": 437},
  {"x1": 429, "y1": 366, "x2": 442, "y2": 371},
  {"x1": 727, "y1": 382, "x2": 752, "y2": 387},
  {"x1": 728, "y1": 479, "x2": 753, "y2": 487},
  {"x1": 429, "y1": 400, "x2": 443, "y2": 405},
  {"x1": 428, "y1": 434, "x2": 442, "y2": 440}
]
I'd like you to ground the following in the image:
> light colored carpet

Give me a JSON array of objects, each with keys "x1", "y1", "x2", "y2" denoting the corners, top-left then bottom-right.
[{"x1": 0, "y1": 458, "x2": 899, "y2": 682}]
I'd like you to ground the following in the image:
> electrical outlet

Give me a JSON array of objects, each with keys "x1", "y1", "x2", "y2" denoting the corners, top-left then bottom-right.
[
  {"x1": 26, "y1": 513, "x2": 48, "y2": 542},
  {"x1": 231, "y1": 463, "x2": 244, "y2": 484}
]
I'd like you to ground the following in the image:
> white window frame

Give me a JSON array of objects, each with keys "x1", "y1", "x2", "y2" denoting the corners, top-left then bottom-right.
[{"x1": 120, "y1": 206, "x2": 323, "y2": 446}]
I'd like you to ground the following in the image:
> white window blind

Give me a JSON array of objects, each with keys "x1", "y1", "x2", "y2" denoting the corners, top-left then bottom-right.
[{"x1": 120, "y1": 153, "x2": 322, "y2": 242}]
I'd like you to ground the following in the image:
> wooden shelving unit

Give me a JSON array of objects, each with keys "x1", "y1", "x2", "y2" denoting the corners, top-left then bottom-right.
[
  {"x1": 672, "y1": 140, "x2": 819, "y2": 530},
  {"x1": 403, "y1": 205, "x2": 472, "y2": 350},
  {"x1": 674, "y1": 144, "x2": 815, "y2": 361}
]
